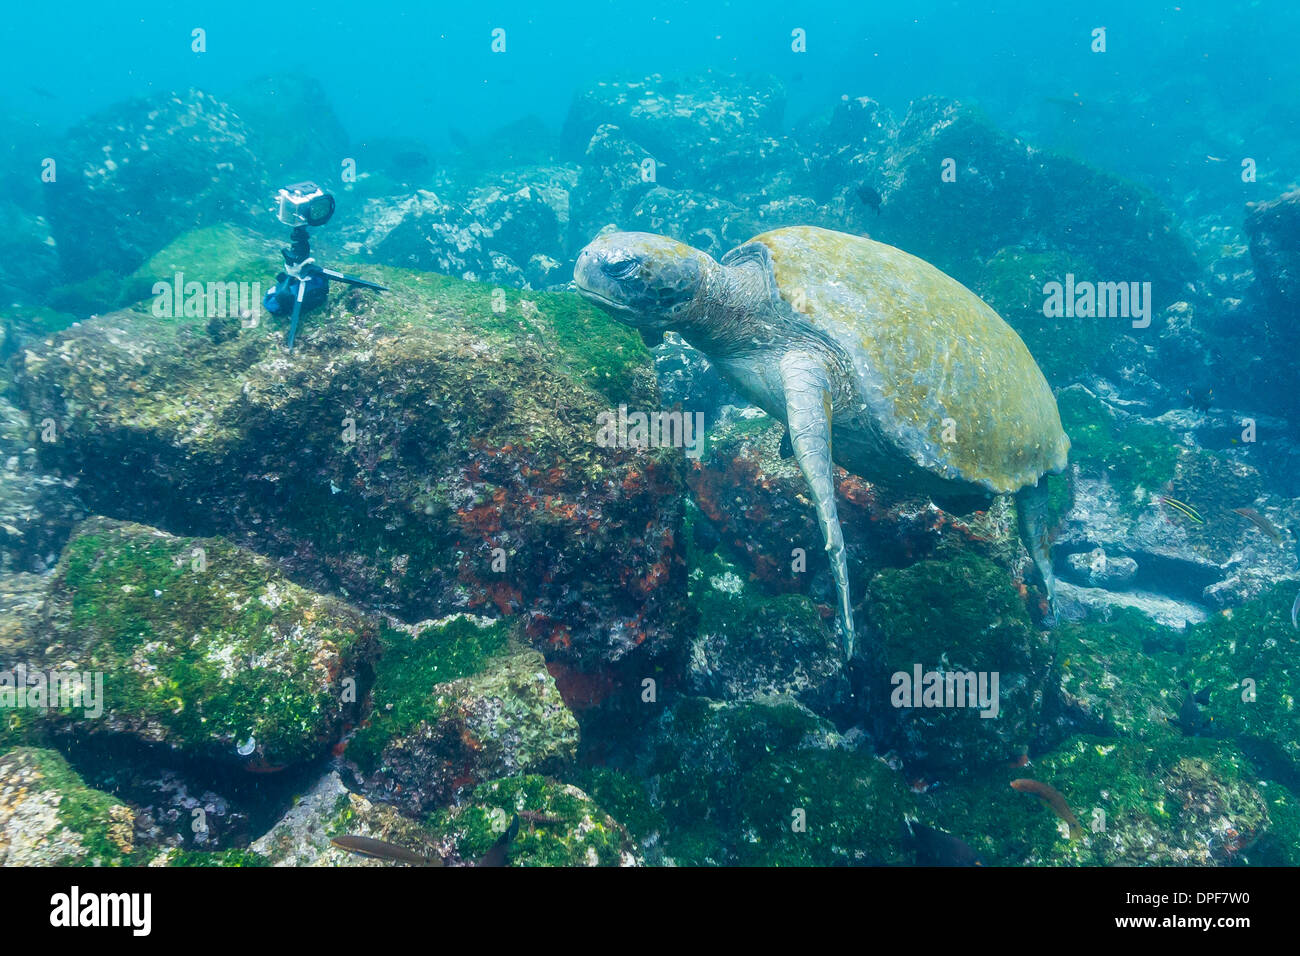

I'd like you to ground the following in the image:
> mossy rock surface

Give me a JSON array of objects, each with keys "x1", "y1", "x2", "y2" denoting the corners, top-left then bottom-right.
[
  {"x1": 633, "y1": 695, "x2": 914, "y2": 865},
  {"x1": 354, "y1": 616, "x2": 579, "y2": 814},
  {"x1": 1184, "y1": 584, "x2": 1300, "y2": 786},
  {"x1": 923, "y1": 735, "x2": 1269, "y2": 866},
  {"x1": 1043, "y1": 608, "x2": 1183, "y2": 742},
  {"x1": 18, "y1": 234, "x2": 686, "y2": 666},
  {"x1": 0, "y1": 747, "x2": 141, "y2": 865},
  {"x1": 686, "y1": 546, "x2": 845, "y2": 709},
  {"x1": 863, "y1": 552, "x2": 1051, "y2": 777},
  {"x1": 29, "y1": 517, "x2": 377, "y2": 765},
  {"x1": 430, "y1": 774, "x2": 639, "y2": 866}
]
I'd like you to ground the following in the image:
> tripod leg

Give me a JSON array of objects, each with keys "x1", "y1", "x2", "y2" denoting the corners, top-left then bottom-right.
[{"x1": 287, "y1": 279, "x2": 307, "y2": 351}]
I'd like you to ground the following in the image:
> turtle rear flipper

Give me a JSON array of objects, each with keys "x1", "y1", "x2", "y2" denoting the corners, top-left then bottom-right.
[
  {"x1": 1016, "y1": 480, "x2": 1058, "y2": 624},
  {"x1": 780, "y1": 350, "x2": 855, "y2": 658}
]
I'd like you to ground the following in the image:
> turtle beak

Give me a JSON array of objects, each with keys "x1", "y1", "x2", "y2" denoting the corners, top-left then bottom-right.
[{"x1": 574, "y1": 249, "x2": 635, "y2": 317}]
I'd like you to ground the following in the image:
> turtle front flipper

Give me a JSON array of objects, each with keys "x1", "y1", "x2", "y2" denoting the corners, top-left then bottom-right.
[
  {"x1": 779, "y1": 351, "x2": 856, "y2": 658},
  {"x1": 1015, "y1": 480, "x2": 1058, "y2": 624}
]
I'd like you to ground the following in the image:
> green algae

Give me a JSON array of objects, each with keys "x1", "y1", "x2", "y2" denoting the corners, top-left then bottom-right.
[
  {"x1": 1184, "y1": 583, "x2": 1300, "y2": 785},
  {"x1": 44, "y1": 518, "x2": 375, "y2": 765},
  {"x1": 923, "y1": 734, "x2": 1268, "y2": 866},
  {"x1": 1056, "y1": 387, "x2": 1179, "y2": 511},
  {"x1": 1047, "y1": 607, "x2": 1184, "y2": 741},
  {"x1": 347, "y1": 615, "x2": 513, "y2": 771},
  {"x1": 978, "y1": 246, "x2": 1107, "y2": 386},
  {"x1": 430, "y1": 774, "x2": 635, "y2": 866},
  {"x1": 0, "y1": 747, "x2": 142, "y2": 866}
]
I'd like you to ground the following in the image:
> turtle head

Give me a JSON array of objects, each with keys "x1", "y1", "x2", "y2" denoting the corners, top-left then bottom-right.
[{"x1": 574, "y1": 232, "x2": 716, "y2": 331}]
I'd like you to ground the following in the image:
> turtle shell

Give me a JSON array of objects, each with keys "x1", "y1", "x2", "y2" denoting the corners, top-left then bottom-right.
[{"x1": 750, "y1": 226, "x2": 1069, "y2": 494}]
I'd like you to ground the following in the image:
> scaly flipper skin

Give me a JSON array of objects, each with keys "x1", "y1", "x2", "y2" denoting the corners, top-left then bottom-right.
[
  {"x1": 1015, "y1": 480, "x2": 1058, "y2": 623},
  {"x1": 780, "y1": 350, "x2": 855, "y2": 658}
]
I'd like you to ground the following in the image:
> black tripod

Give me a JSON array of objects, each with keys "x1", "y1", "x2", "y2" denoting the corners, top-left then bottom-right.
[{"x1": 265, "y1": 226, "x2": 388, "y2": 350}]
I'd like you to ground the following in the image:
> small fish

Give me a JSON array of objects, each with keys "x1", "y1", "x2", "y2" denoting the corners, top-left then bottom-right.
[
  {"x1": 1231, "y1": 507, "x2": 1283, "y2": 545},
  {"x1": 1010, "y1": 779, "x2": 1084, "y2": 839},
  {"x1": 330, "y1": 835, "x2": 444, "y2": 867},
  {"x1": 1291, "y1": 590, "x2": 1299, "y2": 630},
  {"x1": 1160, "y1": 495, "x2": 1204, "y2": 525},
  {"x1": 855, "y1": 184, "x2": 882, "y2": 215},
  {"x1": 1184, "y1": 385, "x2": 1214, "y2": 412},
  {"x1": 901, "y1": 818, "x2": 983, "y2": 866},
  {"x1": 476, "y1": 814, "x2": 520, "y2": 867},
  {"x1": 518, "y1": 810, "x2": 563, "y2": 825},
  {"x1": 1174, "y1": 683, "x2": 1213, "y2": 736}
]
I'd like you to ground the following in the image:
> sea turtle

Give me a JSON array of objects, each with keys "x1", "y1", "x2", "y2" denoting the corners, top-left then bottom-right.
[{"x1": 574, "y1": 226, "x2": 1070, "y2": 659}]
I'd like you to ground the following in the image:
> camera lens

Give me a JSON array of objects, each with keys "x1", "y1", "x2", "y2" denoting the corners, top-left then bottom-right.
[{"x1": 305, "y1": 194, "x2": 335, "y2": 227}]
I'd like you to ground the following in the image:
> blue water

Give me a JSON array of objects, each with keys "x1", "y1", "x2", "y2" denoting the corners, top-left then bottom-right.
[{"x1": 5, "y1": 0, "x2": 1297, "y2": 189}]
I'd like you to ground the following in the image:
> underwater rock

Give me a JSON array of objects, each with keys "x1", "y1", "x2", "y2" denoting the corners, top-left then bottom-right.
[
  {"x1": 0, "y1": 392, "x2": 86, "y2": 574},
  {"x1": 0, "y1": 572, "x2": 48, "y2": 657},
  {"x1": 1054, "y1": 385, "x2": 1299, "y2": 614},
  {"x1": 44, "y1": 89, "x2": 264, "y2": 281},
  {"x1": 561, "y1": 73, "x2": 801, "y2": 199},
  {"x1": 0, "y1": 202, "x2": 60, "y2": 304},
  {"x1": 804, "y1": 95, "x2": 897, "y2": 206},
  {"x1": 17, "y1": 259, "x2": 688, "y2": 668},
  {"x1": 223, "y1": 74, "x2": 350, "y2": 184},
  {"x1": 627, "y1": 185, "x2": 757, "y2": 261},
  {"x1": 1041, "y1": 608, "x2": 1183, "y2": 742},
  {"x1": 923, "y1": 735, "x2": 1270, "y2": 866},
  {"x1": 687, "y1": 407, "x2": 1021, "y2": 611},
  {"x1": 249, "y1": 770, "x2": 440, "y2": 867},
  {"x1": 1244, "y1": 188, "x2": 1300, "y2": 313},
  {"x1": 1055, "y1": 580, "x2": 1207, "y2": 630},
  {"x1": 1064, "y1": 547, "x2": 1138, "y2": 588},
  {"x1": 429, "y1": 774, "x2": 640, "y2": 866},
  {"x1": 874, "y1": 97, "x2": 1197, "y2": 298},
  {"x1": 1184, "y1": 584, "x2": 1300, "y2": 788},
  {"x1": 20, "y1": 517, "x2": 377, "y2": 766},
  {"x1": 353, "y1": 616, "x2": 579, "y2": 816},
  {"x1": 0, "y1": 747, "x2": 139, "y2": 865},
  {"x1": 567, "y1": 124, "x2": 661, "y2": 251},
  {"x1": 686, "y1": 547, "x2": 846, "y2": 711},
  {"x1": 632, "y1": 695, "x2": 913, "y2": 864},
  {"x1": 342, "y1": 184, "x2": 562, "y2": 288},
  {"x1": 864, "y1": 553, "x2": 1052, "y2": 777},
  {"x1": 650, "y1": 334, "x2": 740, "y2": 426}
]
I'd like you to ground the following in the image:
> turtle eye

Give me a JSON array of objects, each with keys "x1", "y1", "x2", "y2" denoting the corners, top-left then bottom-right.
[{"x1": 602, "y1": 256, "x2": 640, "y2": 280}]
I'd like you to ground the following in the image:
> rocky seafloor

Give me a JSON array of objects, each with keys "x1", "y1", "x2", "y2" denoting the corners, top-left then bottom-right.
[{"x1": 1, "y1": 72, "x2": 1299, "y2": 866}]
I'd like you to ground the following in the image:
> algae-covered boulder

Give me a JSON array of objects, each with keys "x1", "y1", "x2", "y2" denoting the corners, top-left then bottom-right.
[
  {"x1": 24, "y1": 517, "x2": 377, "y2": 766},
  {"x1": 1041, "y1": 608, "x2": 1183, "y2": 743},
  {"x1": 1184, "y1": 584, "x2": 1300, "y2": 786},
  {"x1": 351, "y1": 615, "x2": 579, "y2": 815},
  {"x1": 923, "y1": 735, "x2": 1269, "y2": 866},
  {"x1": 430, "y1": 774, "x2": 639, "y2": 866},
  {"x1": 863, "y1": 552, "x2": 1052, "y2": 777},
  {"x1": 44, "y1": 90, "x2": 264, "y2": 280},
  {"x1": 17, "y1": 243, "x2": 686, "y2": 667},
  {"x1": 685, "y1": 546, "x2": 845, "y2": 711},
  {"x1": 876, "y1": 98, "x2": 1197, "y2": 298},
  {"x1": 0, "y1": 747, "x2": 139, "y2": 865},
  {"x1": 634, "y1": 695, "x2": 914, "y2": 865}
]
